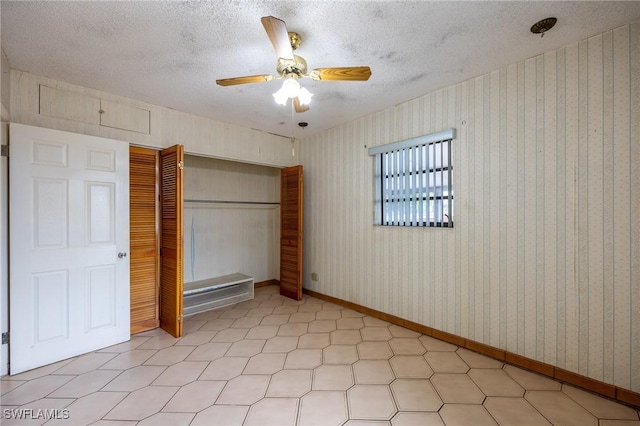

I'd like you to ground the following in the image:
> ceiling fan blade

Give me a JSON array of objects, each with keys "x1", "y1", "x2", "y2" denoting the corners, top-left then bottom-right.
[
  {"x1": 216, "y1": 75, "x2": 275, "y2": 87},
  {"x1": 261, "y1": 16, "x2": 294, "y2": 60},
  {"x1": 293, "y1": 97, "x2": 309, "y2": 113},
  {"x1": 309, "y1": 66, "x2": 372, "y2": 81}
]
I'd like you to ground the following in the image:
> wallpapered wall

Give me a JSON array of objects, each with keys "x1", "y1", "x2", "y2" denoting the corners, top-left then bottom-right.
[{"x1": 299, "y1": 23, "x2": 639, "y2": 391}]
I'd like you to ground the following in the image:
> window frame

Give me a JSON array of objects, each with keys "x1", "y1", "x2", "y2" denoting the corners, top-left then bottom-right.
[{"x1": 368, "y1": 128, "x2": 455, "y2": 228}]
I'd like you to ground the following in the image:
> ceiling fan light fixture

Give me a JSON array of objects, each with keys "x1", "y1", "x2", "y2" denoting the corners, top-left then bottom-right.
[{"x1": 273, "y1": 78, "x2": 313, "y2": 106}]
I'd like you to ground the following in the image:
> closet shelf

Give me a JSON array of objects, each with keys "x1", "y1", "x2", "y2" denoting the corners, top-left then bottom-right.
[{"x1": 184, "y1": 199, "x2": 280, "y2": 205}]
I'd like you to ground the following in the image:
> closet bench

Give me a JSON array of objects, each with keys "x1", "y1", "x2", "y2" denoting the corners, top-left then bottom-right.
[{"x1": 183, "y1": 273, "x2": 254, "y2": 316}]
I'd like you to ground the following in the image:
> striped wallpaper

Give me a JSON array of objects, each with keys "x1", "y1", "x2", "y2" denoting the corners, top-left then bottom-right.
[{"x1": 299, "y1": 23, "x2": 640, "y2": 392}]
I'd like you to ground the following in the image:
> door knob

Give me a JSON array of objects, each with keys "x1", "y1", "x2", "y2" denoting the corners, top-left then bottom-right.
[{"x1": 118, "y1": 252, "x2": 127, "y2": 259}]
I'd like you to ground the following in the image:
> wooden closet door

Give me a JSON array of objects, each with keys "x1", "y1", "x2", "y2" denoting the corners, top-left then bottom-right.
[
  {"x1": 280, "y1": 165, "x2": 303, "y2": 300},
  {"x1": 159, "y1": 145, "x2": 184, "y2": 337},
  {"x1": 129, "y1": 146, "x2": 160, "y2": 334}
]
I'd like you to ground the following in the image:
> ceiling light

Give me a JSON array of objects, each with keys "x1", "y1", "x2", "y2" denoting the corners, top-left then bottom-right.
[
  {"x1": 531, "y1": 17, "x2": 557, "y2": 37},
  {"x1": 273, "y1": 78, "x2": 313, "y2": 106}
]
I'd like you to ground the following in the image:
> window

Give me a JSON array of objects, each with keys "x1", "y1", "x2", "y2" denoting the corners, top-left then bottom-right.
[{"x1": 368, "y1": 128, "x2": 454, "y2": 227}]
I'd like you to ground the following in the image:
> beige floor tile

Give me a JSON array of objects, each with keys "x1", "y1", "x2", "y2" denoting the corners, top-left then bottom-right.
[
  {"x1": 418, "y1": 335, "x2": 458, "y2": 351},
  {"x1": 599, "y1": 421, "x2": 640, "y2": 426},
  {"x1": 104, "y1": 386, "x2": 179, "y2": 421},
  {"x1": 137, "y1": 334, "x2": 180, "y2": 350},
  {"x1": 1, "y1": 380, "x2": 26, "y2": 396},
  {"x1": 183, "y1": 320, "x2": 206, "y2": 334},
  {"x1": 503, "y1": 365, "x2": 561, "y2": 390},
  {"x1": 188, "y1": 309, "x2": 223, "y2": 322},
  {"x1": 53, "y1": 353, "x2": 117, "y2": 375},
  {"x1": 244, "y1": 397, "x2": 299, "y2": 426},
  {"x1": 361, "y1": 327, "x2": 393, "y2": 341},
  {"x1": 244, "y1": 353, "x2": 286, "y2": 374},
  {"x1": 263, "y1": 336, "x2": 299, "y2": 352},
  {"x1": 99, "y1": 349, "x2": 158, "y2": 370},
  {"x1": 389, "y1": 356, "x2": 434, "y2": 379},
  {"x1": 389, "y1": 338, "x2": 426, "y2": 355},
  {"x1": 563, "y1": 385, "x2": 639, "y2": 420},
  {"x1": 174, "y1": 330, "x2": 217, "y2": 346},
  {"x1": 245, "y1": 325, "x2": 279, "y2": 339},
  {"x1": 97, "y1": 336, "x2": 150, "y2": 353},
  {"x1": 299, "y1": 391, "x2": 349, "y2": 426},
  {"x1": 273, "y1": 305, "x2": 300, "y2": 315},
  {"x1": 348, "y1": 385, "x2": 397, "y2": 420},
  {"x1": 267, "y1": 369, "x2": 312, "y2": 397},
  {"x1": 199, "y1": 356, "x2": 249, "y2": 380},
  {"x1": 216, "y1": 375, "x2": 270, "y2": 405},
  {"x1": 298, "y1": 333, "x2": 331, "y2": 349},
  {"x1": 1, "y1": 374, "x2": 74, "y2": 405},
  {"x1": 322, "y1": 302, "x2": 344, "y2": 311},
  {"x1": 278, "y1": 323, "x2": 309, "y2": 336},
  {"x1": 331, "y1": 330, "x2": 363, "y2": 344},
  {"x1": 289, "y1": 312, "x2": 317, "y2": 323},
  {"x1": 345, "y1": 421, "x2": 391, "y2": 426},
  {"x1": 457, "y1": 348, "x2": 503, "y2": 369},
  {"x1": 439, "y1": 404, "x2": 498, "y2": 425},
  {"x1": 391, "y1": 412, "x2": 444, "y2": 426},
  {"x1": 324, "y1": 345, "x2": 359, "y2": 364},
  {"x1": 90, "y1": 421, "x2": 137, "y2": 426},
  {"x1": 219, "y1": 308, "x2": 250, "y2": 319},
  {"x1": 247, "y1": 307, "x2": 274, "y2": 317},
  {"x1": 313, "y1": 365, "x2": 354, "y2": 391},
  {"x1": 199, "y1": 318, "x2": 234, "y2": 331},
  {"x1": 102, "y1": 366, "x2": 166, "y2": 391},
  {"x1": 2, "y1": 359, "x2": 73, "y2": 381},
  {"x1": 230, "y1": 316, "x2": 263, "y2": 328},
  {"x1": 137, "y1": 412, "x2": 194, "y2": 425},
  {"x1": 261, "y1": 314, "x2": 291, "y2": 325},
  {"x1": 468, "y1": 368, "x2": 525, "y2": 396},
  {"x1": 308, "y1": 320, "x2": 338, "y2": 333},
  {"x1": 162, "y1": 380, "x2": 225, "y2": 412},
  {"x1": 152, "y1": 361, "x2": 208, "y2": 386},
  {"x1": 337, "y1": 318, "x2": 365, "y2": 329},
  {"x1": 316, "y1": 310, "x2": 342, "y2": 320},
  {"x1": 390, "y1": 379, "x2": 443, "y2": 411},
  {"x1": 341, "y1": 309, "x2": 366, "y2": 318},
  {"x1": 484, "y1": 396, "x2": 552, "y2": 426},
  {"x1": 432, "y1": 373, "x2": 485, "y2": 404},
  {"x1": 424, "y1": 351, "x2": 470, "y2": 373},
  {"x1": 210, "y1": 327, "x2": 249, "y2": 342},
  {"x1": 285, "y1": 348, "x2": 323, "y2": 369},
  {"x1": 46, "y1": 391, "x2": 128, "y2": 425},
  {"x1": 259, "y1": 299, "x2": 285, "y2": 309},
  {"x1": 185, "y1": 342, "x2": 231, "y2": 361},
  {"x1": 143, "y1": 346, "x2": 194, "y2": 365},
  {"x1": 49, "y1": 369, "x2": 121, "y2": 398},
  {"x1": 353, "y1": 360, "x2": 395, "y2": 384},
  {"x1": 226, "y1": 339, "x2": 266, "y2": 356},
  {"x1": 388, "y1": 325, "x2": 420, "y2": 338},
  {"x1": 298, "y1": 304, "x2": 323, "y2": 313},
  {"x1": 525, "y1": 390, "x2": 599, "y2": 426},
  {"x1": 363, "y1": 317, "x2": 391, "y2": 327},
  {"x1": 357, "y1": 342, "x2": 393, "y2": 360}
]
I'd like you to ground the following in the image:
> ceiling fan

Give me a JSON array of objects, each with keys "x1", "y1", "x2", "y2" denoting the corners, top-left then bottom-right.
[{"x1": 216, "y1": 16, "x2": 372, "y2": 113}]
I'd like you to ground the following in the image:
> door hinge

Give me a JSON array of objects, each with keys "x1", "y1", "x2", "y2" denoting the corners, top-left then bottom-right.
[
  {"x1": 1, "y1": 332, "x2": 8, "y2": 344},
  {"x1": 178, "y1": 315, "x2": 183, "y2": 322},
  {"x1": 177, "y1": 160, "x2": 184, "y2": 170},
  {"x1": 1, "y1": 145, "x2": 8, "y2": 157}
]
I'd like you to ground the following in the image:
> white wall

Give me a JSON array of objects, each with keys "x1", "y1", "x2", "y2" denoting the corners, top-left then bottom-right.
[
  {"x1": 183, "y1": 155, "x2": 280, "y2": 284},
  {"x1": 1, "y1": 46, "x2": 11, "y2": 375},
  {"x1": 299, "y1": 23, "x2": 640, "y2": 392}
]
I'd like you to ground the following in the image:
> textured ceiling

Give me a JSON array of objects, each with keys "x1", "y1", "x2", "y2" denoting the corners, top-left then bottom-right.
[{"x1": 2, "y1": 1, "x2": 640, "y2": 139}]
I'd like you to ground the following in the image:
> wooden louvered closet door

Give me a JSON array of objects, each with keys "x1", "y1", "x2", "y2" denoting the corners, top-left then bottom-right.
[
  {"x1": 129, "y1": 147, "x2": 160, "y2": 334},
  {"x1": 159, "y1": 145, "x2": 184, "y2": 337},
  {"x1": 280, "y1": 165, "x2": 304, "y2": 300}
]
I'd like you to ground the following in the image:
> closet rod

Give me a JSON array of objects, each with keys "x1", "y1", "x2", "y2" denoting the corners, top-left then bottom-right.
[{"x1": 184, "y1": 199, "x2": 280, "y2": 206}]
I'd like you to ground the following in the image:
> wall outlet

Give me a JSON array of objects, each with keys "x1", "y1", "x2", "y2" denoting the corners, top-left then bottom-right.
[{"x1": 311, "y1": 272, "x2": 319, "y2": 281}]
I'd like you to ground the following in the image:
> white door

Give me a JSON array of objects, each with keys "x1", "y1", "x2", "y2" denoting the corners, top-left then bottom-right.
[{"x1": 9, "y1": 123, "x2": 130, "y2": 374}]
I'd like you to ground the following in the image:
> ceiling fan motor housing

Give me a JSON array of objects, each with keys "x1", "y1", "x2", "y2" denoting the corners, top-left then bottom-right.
[{"x1": 277, "y1": 55, "x2": 308, "y2": 78}]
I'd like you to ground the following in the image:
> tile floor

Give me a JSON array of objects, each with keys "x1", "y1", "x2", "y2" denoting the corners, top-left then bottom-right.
[{"x1": 1, "y1": 285, "x2": 639, "y2": 425}]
